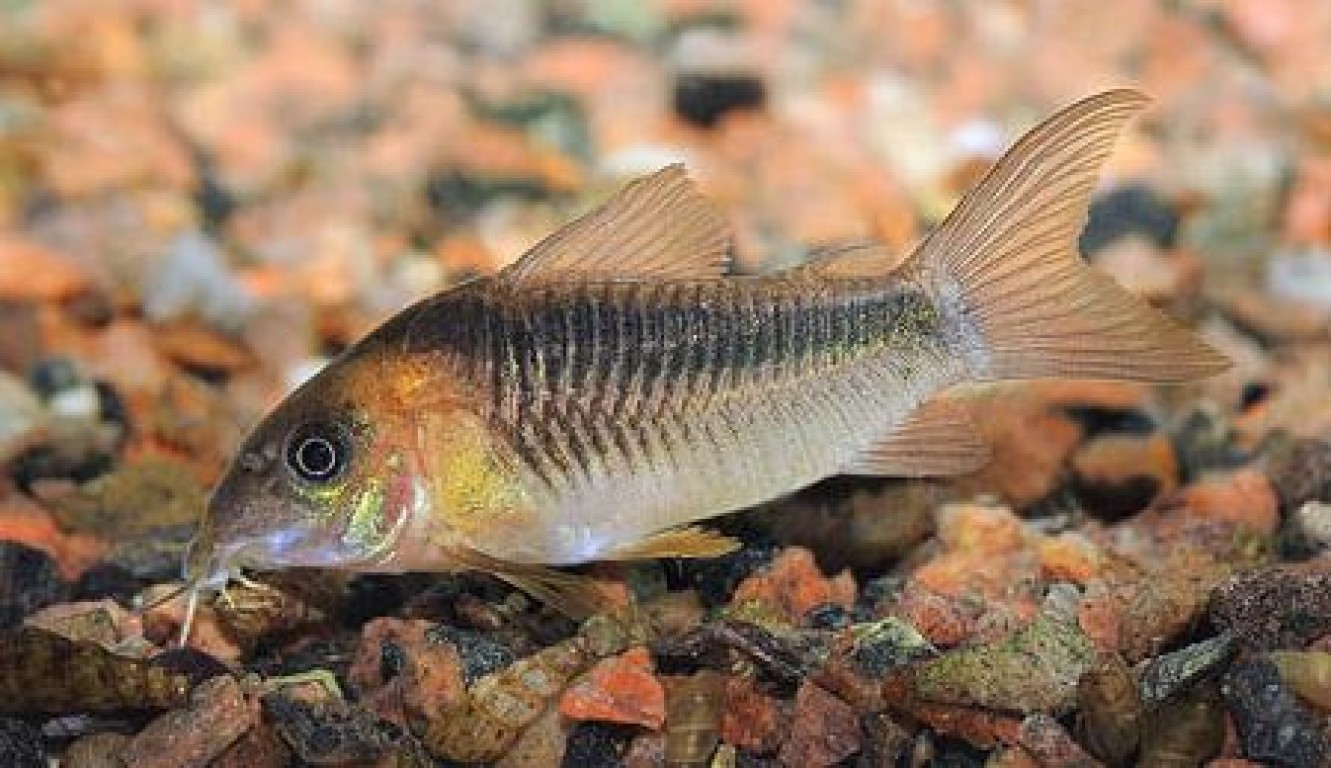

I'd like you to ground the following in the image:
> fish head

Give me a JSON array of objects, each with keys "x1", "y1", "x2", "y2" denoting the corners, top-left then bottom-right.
[{"x1": 188, "y1": 354, "x2": 427, "y2": 587}]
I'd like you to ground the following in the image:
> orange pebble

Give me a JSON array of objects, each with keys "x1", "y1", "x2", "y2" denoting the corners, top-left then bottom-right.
[
  {"x1": 731, "y1": 547, "x2": 856, "y2": 625},
  {"x1": 937, "y1": 502, "x2": 1026, "y2": 555},
  {"x1": 0, "y1": 237, "x2": 91, "y2": 301},
  {"x1": 1037, "y1": 533, "x2": 1102, "y2": 584},
  {"x1": 894, "y1": 583, "x2": 976, "y2": 647},
  {"x1": 1179, "y1": 468, "x2": 1280, "y2": 535},
  {"x1": 0, "y1": 500, "x2": 105, "y2": 580},
  {"x1": 560, "y1": 647, "x2": 665, "y2": 729}
]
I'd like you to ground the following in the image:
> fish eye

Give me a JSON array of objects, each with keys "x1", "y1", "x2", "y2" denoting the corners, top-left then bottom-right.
[{"x1": 285, "y1": 421, "x2": 351, "y2": 484}]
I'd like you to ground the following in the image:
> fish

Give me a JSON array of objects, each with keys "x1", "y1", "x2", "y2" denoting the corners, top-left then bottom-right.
[{"x1": 183, "y1": 89, "x2": 1228, "y2": 620}]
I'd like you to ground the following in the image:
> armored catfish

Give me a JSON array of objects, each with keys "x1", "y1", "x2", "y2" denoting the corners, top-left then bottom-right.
[{"x1": 186, "y1": 89, "x2": 1228, "y2": 616}]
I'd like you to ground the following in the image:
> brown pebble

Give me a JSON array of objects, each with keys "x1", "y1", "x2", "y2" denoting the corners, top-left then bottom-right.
[
  {"x1": 777, "y1": 681, "x2": 861, "y2": 767},
  {"x1": 1019, "y1": 714, "x2": 1104, "y2": 768},
  {"x1": 641, "y1": 590, "x2": 706, "y2": 641},
  {"x1": 120, "y1": 676, "x2": 255, "y2": 768},
  {"x1": 623, "y1": 731, "x2": 666, "y2": 768},
  {"x1": 153, "y1": 322, "x2": 254, "y2": 378},
  {"x1": 209, "y1": 721, "x2": 291, "y2": 768},
  {"x1": 62, "y1": 732, "x2": 130, "y2": 768},
  {"x1": 720, "y1": 674, "x2": 788, "y2": 755},
  {"x1": 495, "y1": 705, "x2": 570, "y2": 767}
]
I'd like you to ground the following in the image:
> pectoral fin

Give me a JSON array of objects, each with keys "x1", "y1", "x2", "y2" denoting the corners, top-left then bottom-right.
[
  {"x1": 842, "y1": 396, "x2": 991, "y2": 477},
  {"x1": 601, "y1": 526, "x2": 740, "y2": 561},
  {"x1": 452, "y1": 547, "x2": 610, "y2": 620}
]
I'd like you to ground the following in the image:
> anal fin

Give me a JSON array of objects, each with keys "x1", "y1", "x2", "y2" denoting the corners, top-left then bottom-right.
[
  {"x1": 842, "y1": 396, "x2": 991, "y2": 477},
  {"x1": 602, "y1": 526, "x2": 740, "y2": 561}
]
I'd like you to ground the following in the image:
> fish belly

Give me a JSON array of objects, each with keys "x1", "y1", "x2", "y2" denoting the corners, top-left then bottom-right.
[{"x1": 503, "y1": 354, "x2": 952, "y2": 565}]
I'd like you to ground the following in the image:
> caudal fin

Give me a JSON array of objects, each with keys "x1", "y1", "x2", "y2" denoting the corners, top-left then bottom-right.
[{"x1": 907, "y1": 89, "x2": 1230, "y2": 382}]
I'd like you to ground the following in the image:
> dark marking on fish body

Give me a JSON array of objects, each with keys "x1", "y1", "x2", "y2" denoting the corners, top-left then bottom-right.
[
  {"x1": 381, "y1": 276, "x2": 947, "y2": 488},
  {"x1": 395, "y1": 277, "x2": 944, "y2": 404}
]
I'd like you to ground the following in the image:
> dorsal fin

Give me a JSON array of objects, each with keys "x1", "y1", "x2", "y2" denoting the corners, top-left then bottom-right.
[
  {"x1": 797, "y1": 242, "x2": 908, "y2": 279},
  {"x1": 498, "y1": 164, "x2": 733, "y2": 285},
  {"x1": 842, "y1": 396, "x2": 991, "y2": 477}
]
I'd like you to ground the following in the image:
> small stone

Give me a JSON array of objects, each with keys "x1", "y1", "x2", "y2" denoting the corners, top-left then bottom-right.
[
  {"x1": 1071, "y1": 432, "x2": 1178, "y2": 520},
  {"x1": 559, "y1": 721, "x2": 634, "y2": 767},
  {"x1": 988, "y1": 746, "x2": 1042, "y2": 768},
  {"x1": 662, "y1": 671, "x2": 724, "y2": 766},
  {"x1": 1139, "y1": 687, "x2": 1226, "y2": 768},
  {"x1": 893, "y1": 582, "x2": 978, "y2": 648},
  {"x1": 857, "y1": 713, "x2": 912, "y2": 768},
  {"x1": 209, "y1": 721, "x2": 291, "y2": 768},
  {"x1": 1290, "y1": 501, "x2": 1331, "y2": 552},
  {"x1": 72, "y1": 562, "x2": 142, "y2": 605},
  {"x1": 153, "y1": 322, "x2": 254, "y2": 381},
  {"x1": 1270, "y1": 650, "x2": 1331, "y2": 710},
  {"x1": 911, "y1": 606, "x2": 1095, "y2": 714},
  {"x1": 1268, "y1": 438, "x2": 1331, "y2": 510},
  {"x1": 0, "y1": 236, "x2": 92, "y2": 302},
  {"x1": 142, "y1": 230, "x2": 253, "y2": 330},
  {"x1": 560, "y1": 646, "x2": 665, "y2": 729},
  {"x1": 720, "y1": 675, "x2": 788, "y2": 755},
  {"x1": 672, "y1": 72, "x2": 766, "y2": 129},
  {"x1": 500, "y1": 704, "x2": 571, "y2": 767},
  {"x1": 777, "y1": 682, "x2": 861, "y2": 768},
  {"x1": 623, "y1": 731, "x2": 666, "y2": 768},
  {"x1": 1017, "y1": 714, "x2": 1102, "y2": 768},
  {"x1": 952, "y1": 383, "x2": 1091, "y2": 508},
  {"x1": 62, "y1": 732, "x2": 131, "y2": 768},
  {"x1": 641, "y1": 589, "x2": 705, "y2": 641},
  {"x1": 895, "y1": 700, "x2": 1023, "y2": 750},
  {"x1": 1037, "y1": 533, "x2": 1103, "y2": 584},
  {"x1": 120, "y1": 676, "x2": 255, "y2": 768},
  {"x1": 935, "y1": 502, "x2": 1025, "y2": 555},
  {"x1": 0, "y1": 541, "x2": 67, "y2": 628},
  {"x1": 1178, "y1": 468, "x2": 1280, "y2": 536},
  {"x1": 23, "y1": 598, "x2": 139, "y2": 649},
  {"x1": 427, "y1": 623, "x2": 517, "y2": 684},
  {"x1": 731, "y1": 547, "x2": 856, "y2": 627},
  {"x1": 1222, "y1": 658, "x2": 1329, "y2": 768},
  {"x1": 263, "y1": 694, "x2": 396, "y2": 765},
  {"x1": 1080, "y1": 565, "x2": 1222, "y2": 662},
  {"x1": 0, "y1": 718, "x2": 45, "y2": 768},
  {"x1": 1080, "y1": 185, "x2": 1180, "y2": 254},
  {"x1": 348, "y1": 617, "x2": 464, "y2": 724},
  {"x1": 1210, "y1": 568, "x2": 1331, "y2": 652},
  {"x1": 765, "y1": 478, "x2": 940, "y2": 573},
  {"x1": 1138, "y1": 633, "x2": 1236, "y2": 709},
  {"x1": 0, "y1": 370, "x2": 44, "y2": 465},
  {"x1": 1091, "y1": 236, "x2": 1201, "y2": 304},
  {"x1": 1074, "y1": 654, "x2": 1141, "y2": 767},
  {"x1": 46, "y1": 457, "x2": 205, "y2": 538},
  {"x1": 678, "y1": 542, "x2": 778, "y2": 608}
]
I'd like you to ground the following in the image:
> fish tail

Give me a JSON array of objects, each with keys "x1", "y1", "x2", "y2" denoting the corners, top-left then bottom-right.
[{"x1": 913, "y1": 89, "x2": 1229, "y2": 383}]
